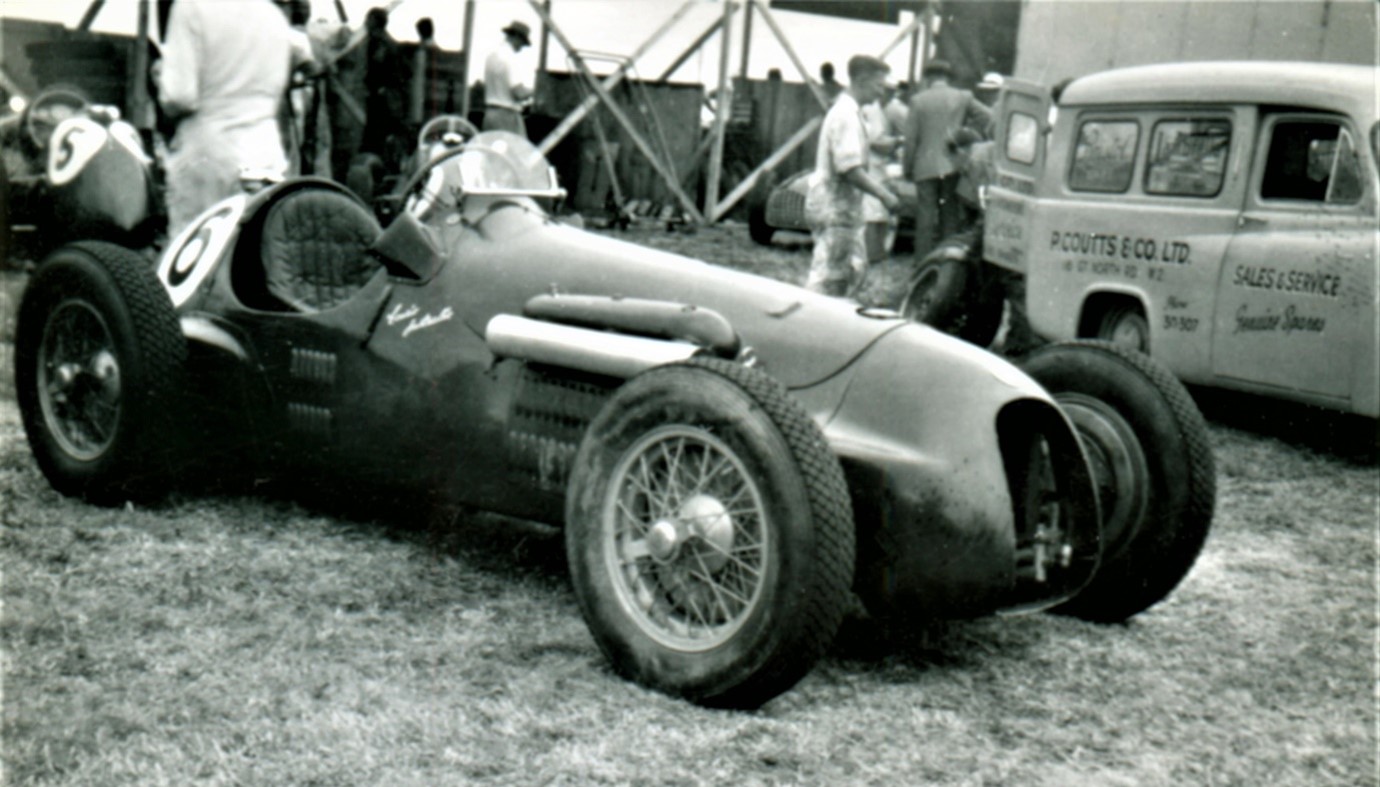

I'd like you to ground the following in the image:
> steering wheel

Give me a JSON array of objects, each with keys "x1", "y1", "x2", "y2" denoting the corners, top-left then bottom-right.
[
  {"x1": 23, "y1": 86, "x2": 90, "y2": 152},
  {"x1": 402, "y1": 119, "x2": 475, "y2": 219},
  {"x1": 417, "y1": 115, "x2": 478, "y2": 157}
]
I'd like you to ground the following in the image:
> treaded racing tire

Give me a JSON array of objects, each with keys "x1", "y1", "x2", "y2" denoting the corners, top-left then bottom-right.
[
  {"x1": 901, "y1": 236, "x2": 1003, "y2": 348},
  {"x1": 1019, "y1": 341, "x2": 1215, "y2": 622},
  {"x1": 565, "y1": 356, "x2": 854, "y2": 708},
  {"x1": 15, "y1": 241, "x2": 186, "y2": 504}
]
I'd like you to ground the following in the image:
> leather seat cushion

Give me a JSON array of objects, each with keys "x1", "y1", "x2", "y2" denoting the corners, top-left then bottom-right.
[{"x1": 261, "y1": 190, "x2": 382, "y2": 312}]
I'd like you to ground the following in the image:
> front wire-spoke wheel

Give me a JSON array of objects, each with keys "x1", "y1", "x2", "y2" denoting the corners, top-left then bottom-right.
[
  {"x1": 567, "y1": 357, "x2": 854, "y2": 709},
  {"x1": 605, "y1": 425, "x2": 769, "y2": 652}
]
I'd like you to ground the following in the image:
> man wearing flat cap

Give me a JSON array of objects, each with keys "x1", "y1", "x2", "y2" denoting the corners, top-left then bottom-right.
[
  {"x1": 483, "y1": 20, "x2": 534, "y2": 136},
  {"x1": 902, "y1": 59, "x2": 992, "y2": 257}
]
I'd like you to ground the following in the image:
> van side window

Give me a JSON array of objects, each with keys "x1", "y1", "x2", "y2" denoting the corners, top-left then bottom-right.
[
  {"x1": 1260, "y1": 119, "x2": 1362, "y2": 204},
  {"x1": 1005, "y1": 111, "x2": 1039, "y2": 164},
  {"x1": 1145, "y1": 119, "x2": 1231, "y2": 197},
  {"x1": 1069, "y1": 120, "x2": 1138, "y2": 193}
]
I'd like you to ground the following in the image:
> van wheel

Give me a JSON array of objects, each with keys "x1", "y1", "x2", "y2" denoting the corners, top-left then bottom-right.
[
  {"x1": 1019, "y1": 341, "x2": 1214, "y2": 622},
  {"x1": 1097, "y1": 306, "x2": 1150, "y2": 353}
]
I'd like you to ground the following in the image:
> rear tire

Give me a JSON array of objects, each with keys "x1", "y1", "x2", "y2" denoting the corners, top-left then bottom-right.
[
  {"x1": 566, "y1": 357, "x2": 854, "y2": 708},
  {"x1": 901, "y1": 249, "x2": 1002, "y2": 348},
  {"x1": 15, "y1": 241, "x2": 186, "y2": 503},
  {"x1": 1019, "y1": 341, "x2": 1214, "y2": 622}
]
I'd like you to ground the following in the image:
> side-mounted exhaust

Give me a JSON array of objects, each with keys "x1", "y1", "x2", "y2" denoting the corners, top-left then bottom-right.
[{"x1": 486, "y1": 315, "x2": 700, "y2": 379}]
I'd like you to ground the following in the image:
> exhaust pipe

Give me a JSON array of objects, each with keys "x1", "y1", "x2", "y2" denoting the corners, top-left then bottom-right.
[{"x1": 486, "y1": 314, "x2": 699, "y2": 379}]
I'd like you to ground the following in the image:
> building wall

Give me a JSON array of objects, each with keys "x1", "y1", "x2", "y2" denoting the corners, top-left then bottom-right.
[{"x1": 1014, "y1": 0, "x2": 1377, "y2": 84}]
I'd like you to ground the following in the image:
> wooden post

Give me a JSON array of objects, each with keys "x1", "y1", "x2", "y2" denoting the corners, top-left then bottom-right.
[
  {"x1": 704, "y1": 0, "x2": 734, "y2": 217},
  {"x1": 710, "y1": 115, "x2": 820, "y2": 222},
  {"x1": 706, "y1": 8, "x2": 929, "y2": 223},
  {"x1": 538, "y1": 0, "x2": 552, "y2": 74},
  {"x1": 528, "y1": 0, "x2": 706, "y2": 222},
  {"x1": 738, "y1": 0, "x2": 753, "y2": 80},
  {"x1": 128, "y1": 0, "x2": 151, "y2": 129},
  {"x1": 460, "y1": 0, "x2": 476, "y2": 118}
]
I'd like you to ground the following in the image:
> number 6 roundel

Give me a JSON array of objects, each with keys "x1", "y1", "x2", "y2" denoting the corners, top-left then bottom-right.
[{"x1": 157, "y1": 194, "x2": 247, "y2": 307}]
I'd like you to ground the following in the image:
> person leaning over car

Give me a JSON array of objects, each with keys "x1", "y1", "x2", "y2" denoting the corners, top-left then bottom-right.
[
  {"x1": 902, "y1": 59, "x2": 992, "y2": 258},
  {"x1": 158, "y1": 0, "x2": 294, "y2": 237},
  {"x1": 803, "y1": 55, "x2": 902, "y2": 297}
]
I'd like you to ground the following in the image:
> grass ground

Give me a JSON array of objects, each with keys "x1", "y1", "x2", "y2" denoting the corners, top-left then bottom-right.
[{"x1": 1, "y1": 222, "x2": 1376, "y2": 786}]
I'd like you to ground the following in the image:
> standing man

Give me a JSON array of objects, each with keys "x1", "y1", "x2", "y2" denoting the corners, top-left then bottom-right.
[
  {"x1": 158, "y1": 0, "x2": 293, "y2": 236},
  {"x1": 804, "y1": 55, "x2": 902, "y2": 297},
  {"x1": 483, "y1": 21, "x2": 533, "y2": 136},
  {"x1": 361, "y1": 6, "x2": 409, "y2": 172},
  {"x1": 410, "y1": 17, "x2": 439, "y2": 131},
  {"x1": 902, "y1": 60, "x2": 992, "y2": 257}
]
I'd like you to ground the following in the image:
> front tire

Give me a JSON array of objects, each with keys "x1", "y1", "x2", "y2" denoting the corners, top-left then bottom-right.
[
  {"x1": 1019, "y1": 341, "x2": 1214, "y2": 622},
  {"x1": 15, "y1": 241, "x2": 186, "y2": 503},
  {"x1": 566, "y1": 357, "x2": 854, "y2": 708}
]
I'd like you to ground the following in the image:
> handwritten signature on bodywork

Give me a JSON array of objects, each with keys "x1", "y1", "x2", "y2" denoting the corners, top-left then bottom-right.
[{"x1": 387, "y1": 302, "x2": 455, "y2": 338}]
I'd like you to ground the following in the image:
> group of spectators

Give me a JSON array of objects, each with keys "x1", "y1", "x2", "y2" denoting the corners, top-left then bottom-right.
[
  {"x1": 155, "y1": 0, "x2": 990, "y2": 305},
  {"x1": 157, "y1": 0, "x2": 537, "y2": 238},
  {"x1": 805, "y1": 56, "x2": 995, "y2": 298}
]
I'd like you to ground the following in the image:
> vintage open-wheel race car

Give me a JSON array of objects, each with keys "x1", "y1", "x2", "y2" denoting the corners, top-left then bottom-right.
[{"x1": 13, "y1": 123, "x2": 1215, "y2": 708}]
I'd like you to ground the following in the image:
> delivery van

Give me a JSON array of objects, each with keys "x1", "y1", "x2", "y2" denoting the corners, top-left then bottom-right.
[{"x1": 984, "y1": 61, "x2": 1379, "y2": 417}]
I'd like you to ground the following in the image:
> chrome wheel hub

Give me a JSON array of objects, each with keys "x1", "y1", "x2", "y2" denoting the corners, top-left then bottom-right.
[
  {"x1": 1057, "y1": 392, "x2": 1149, "y2": 555},
  {"x1": 602, "y1": 425, "x2": 768, "y2": 652},
  {"x1": 38, "y1": 300, "x2": 123, "y2": 461}
]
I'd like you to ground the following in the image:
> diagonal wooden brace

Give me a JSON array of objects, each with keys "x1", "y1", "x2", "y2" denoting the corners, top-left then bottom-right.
[
  {"x1": 750, "y1": 0, "x2": 831, "y2": 111},
  {"x1": 710, "y1": 115, "x2": 821, "y2": 223},
  {"x1": 528, "y1": 0, "x2": 706, "y2": 223},
  {"x1": 537, "y1": 0, "x2": 699, "y2": 156}
]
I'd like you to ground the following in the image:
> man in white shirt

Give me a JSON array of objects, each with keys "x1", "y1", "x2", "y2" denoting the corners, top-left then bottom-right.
[
  {"x1": 483, "y1": 21, "x2": 533, "y2": 136},
  {"x1": 803, "y1": 55, "x2": 901, "y2": 297},
  {"x1": 159, "y1": 0, "x2": 293, "y2": 236}
]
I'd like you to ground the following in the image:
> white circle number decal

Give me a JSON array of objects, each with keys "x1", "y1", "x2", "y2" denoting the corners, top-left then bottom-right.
[{"x1": 157, "y1": 194, "x2": 247, "y2": 307}]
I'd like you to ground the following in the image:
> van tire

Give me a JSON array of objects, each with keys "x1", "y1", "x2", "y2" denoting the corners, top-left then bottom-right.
[{"x1": 1097, "y1": 306, "x2": 1150, "y2": 354}]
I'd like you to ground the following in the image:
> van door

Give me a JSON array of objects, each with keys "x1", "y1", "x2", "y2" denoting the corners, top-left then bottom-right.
[
  {"x1": 1022, "y1": 107, "x2": 1247, "y2": 380},
  {"x1": 1213, "y1": 113, "x2": 1378, "y2": 411},
  {"x1": 983, "y1": 79, "x2": 1050, "y2": 274}
]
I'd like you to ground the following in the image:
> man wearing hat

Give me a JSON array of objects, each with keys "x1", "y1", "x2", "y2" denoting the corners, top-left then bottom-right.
[
  {"x1": 901, "y1": 59, "x2": 992, "y2": 257},
  {"x1": 483, "y1": 20, "x2": 534, "y2": 135},
  {"x1": 803, "y1": 54, "x2": 902, "y2": 297}
]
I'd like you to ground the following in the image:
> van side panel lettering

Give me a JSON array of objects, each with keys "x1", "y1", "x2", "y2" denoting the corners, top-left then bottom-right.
[
  {"x1": 1051, "y1": 228, "x2": 1193, "y2": 265},
  {"x1": 1231, "y1": 266, "x2": 1341, "y2": 297}
]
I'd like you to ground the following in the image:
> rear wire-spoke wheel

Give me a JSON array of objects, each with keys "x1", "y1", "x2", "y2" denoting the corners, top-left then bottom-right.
[
  {"x1": 1020, "y1": 341, "x2": 1214, "y2": 622},
  {"x1": 37, "y1": 300, "x2": 123, "y2": 461},
  {"x1": 567, "y1": 357, "x2": 854, "y2": 708}
]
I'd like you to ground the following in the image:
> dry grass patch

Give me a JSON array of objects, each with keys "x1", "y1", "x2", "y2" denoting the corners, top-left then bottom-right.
[{"x1": 2, "y1": 223, "x2": 1376, "y2": 785}]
